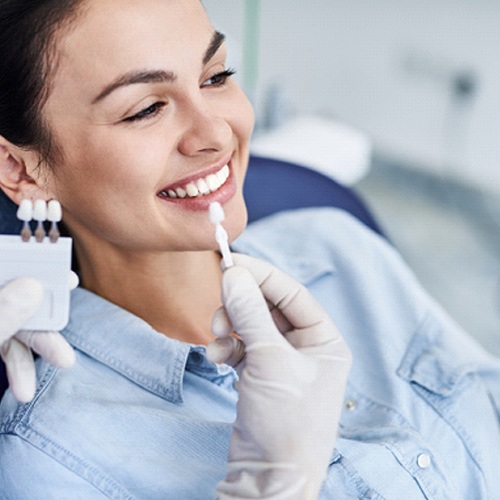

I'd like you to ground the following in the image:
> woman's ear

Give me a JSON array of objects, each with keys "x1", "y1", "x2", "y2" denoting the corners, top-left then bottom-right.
[{"x1": 0, "y1": 136, "x2": 49, "y2": 205}]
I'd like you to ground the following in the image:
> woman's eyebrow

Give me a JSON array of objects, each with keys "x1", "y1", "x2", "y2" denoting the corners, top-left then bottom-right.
[
  {"x1": 203, "y1": 31, "x2": 225, "y2": 65},
  {"x1": 92, "y1": 70, "x2": 176, "y2": 104},
  {"x1": 92, "y1": 30, "x2": 226, "y2": 105}
]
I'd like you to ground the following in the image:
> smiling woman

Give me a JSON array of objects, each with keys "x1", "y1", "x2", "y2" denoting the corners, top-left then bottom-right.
[
  {"x1": 0, "y1": 0, "x2": 254, "y2": 343},
  {"x1": 0, "y1": 0, "x2": 499, "y2": 499}
]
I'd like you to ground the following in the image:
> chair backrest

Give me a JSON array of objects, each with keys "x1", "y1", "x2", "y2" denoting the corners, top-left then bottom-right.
[
  {"x1": 0, "y1": 193, "x2": 19, "y2": 398},
  {"x1": 244, "y1": 155, "x2": 385, "y2": 236},
  {"x1": 0, "y1": 155, "x2": 384, "y2": 399}
]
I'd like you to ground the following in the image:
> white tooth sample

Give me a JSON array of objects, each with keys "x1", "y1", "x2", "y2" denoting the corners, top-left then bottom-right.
[
  {"x1": 208, "y1": 202, "x2": 233, "y2": 268},
  {"x1": 186, "y1": 183, "x2": 199, "y2": 197},
  {"x1": 221, "y1": 165, "x2": 229, "y2": 179},
  {"x1": 17, "y1": 199, "x2": 34, "y2": 242},
  {"x1": 197, "y1": 178, "x2": 210, "y2": 195},
  {"x1": 33, "y1": 199, "x2": 47, "y2": 242},
  {"x1": 17, "y1": 199, "x2": 33, "y2": 222},
  {"x1": 47, "y1": 200, "x2": 62, "y2": 222},
  {"x1": 47, "y1": 200, "x2": 62, "y2": 243},
  {"x1": 206, "y1": 174, "x2": 220, "y2": 192},
  {"x1": 167, "y1": 190, "x2": 177, "y2": 198},
  {"x1": 176, "y1": 188, "x2": 187, "y2": 198},
  {"x1": 33, "y1": 199, "x2": 47, "y2": 221}
]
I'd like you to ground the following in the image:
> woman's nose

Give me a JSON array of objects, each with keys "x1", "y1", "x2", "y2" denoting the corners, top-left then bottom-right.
[{"x1": 177, "y1": 99, "x2": 232, "y2": 156}]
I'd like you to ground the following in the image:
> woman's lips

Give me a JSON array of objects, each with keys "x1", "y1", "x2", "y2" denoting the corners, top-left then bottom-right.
[
  {"x1": 158, "y1": 164, "x2": 230, "y2": 199},
  {"x1": 157, "y1": 162, "x2": 237, "y2": 211}
]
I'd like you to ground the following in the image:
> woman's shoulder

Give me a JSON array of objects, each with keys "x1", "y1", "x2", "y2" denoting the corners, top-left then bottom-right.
[{"x1": 233, "y1": 207, "x2": 409, "y2": 285}]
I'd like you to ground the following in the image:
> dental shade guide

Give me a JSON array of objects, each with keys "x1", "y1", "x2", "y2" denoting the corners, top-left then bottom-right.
[
  {"x1": 209, "y1": 202, "x2": 233, "y2": 269},
  {"x1": 17, "y1": 199, "x2": 33, "y2": 242},
  {"x1": 0, "y1": 199, "x2": 73, "y2": 330},
  {"x1": 33, "y1": 199, "x2": 47, "y2": 242},
  {"x1": 47, "y1": 200, "x2": 62, "y2": 243}
]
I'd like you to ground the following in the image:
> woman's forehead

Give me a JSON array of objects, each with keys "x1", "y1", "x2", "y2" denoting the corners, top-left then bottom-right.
[
  {"x1": 49, "y1": 0, "x2": 214, "y2": 96},
  {"x1": 57, "y1": 0, "x2": 212, "y2": 61}
]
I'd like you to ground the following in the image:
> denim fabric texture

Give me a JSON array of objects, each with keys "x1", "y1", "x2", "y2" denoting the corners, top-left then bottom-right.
[{"x1": 1, "y1": 208, "x2": 499, "y2": 499}]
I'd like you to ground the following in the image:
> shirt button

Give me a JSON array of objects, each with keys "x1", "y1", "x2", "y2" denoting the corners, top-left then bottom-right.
[
  {"x1": 190, "y1": 352, "x2": 203, "y2": 364},
  {"x1": 344, "y1": 399, "x2": 357, "y2": 411},
  {"x1": 417, "y1": 453, "x2": 431, "y2": 469}
]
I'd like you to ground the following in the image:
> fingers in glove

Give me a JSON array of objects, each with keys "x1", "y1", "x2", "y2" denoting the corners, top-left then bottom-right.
[
  {"x1": 213, "y1": 295, "x2": 292, "y2": 339},
  {"x1": 0, "y1": 338, "x2": 36, "y2": 403},
  {"x1": 221, "y1": 265, "x2": 290, "y2": 350},
  {"x1": 15, "y1": 330, "x2": 76, "y2": 368},
  {"x1": 206, "y1": 335, "x2": 246, "y2": 366},
  {"x1": 232, "y1": 254, "x2": 340, "y2": 348},
  {"x1": 211, "y1": 307, "x2": 233, "y2": 338},
  {"x1": 0, "y1": 278, "x2": 43, "y2": 343}
]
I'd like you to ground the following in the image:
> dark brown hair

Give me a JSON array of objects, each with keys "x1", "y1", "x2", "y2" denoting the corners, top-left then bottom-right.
[{"x1": 0, "y1": 0, "x2": 85, "y2": 165}]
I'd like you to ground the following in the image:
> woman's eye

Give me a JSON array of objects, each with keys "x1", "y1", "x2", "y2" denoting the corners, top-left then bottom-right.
[
  {"x1": 202, "y1": 68, "x2": 236, "y2": 88},
  {"x1": 123, "y1": 101, "x2": 166, "y2": 123}
]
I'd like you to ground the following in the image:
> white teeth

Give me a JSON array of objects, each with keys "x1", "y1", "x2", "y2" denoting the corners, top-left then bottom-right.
[
  {"x1": 176, "y1": 187, "x2": 187, "y2": 198},
  {"x1": 197, "y1": 178, "x2": 210, "y2": 195},
  {"x1": 186, "y1": 183, "x2": 199, "y2": 197},
  {"x1": 162, "y1": 164, "x2": 230, "y2": 199},
  {"x1": 206, "y1": 174, "x2": 219, "y2": 192}
]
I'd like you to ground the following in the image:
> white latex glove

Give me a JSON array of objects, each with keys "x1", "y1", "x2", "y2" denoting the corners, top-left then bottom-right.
[
  {"x1": 0, "y1": 277, "x2": 76, "y2": 403},
  {"x1": 207, "y1": 254, "x2": 352, "y2": 499}
]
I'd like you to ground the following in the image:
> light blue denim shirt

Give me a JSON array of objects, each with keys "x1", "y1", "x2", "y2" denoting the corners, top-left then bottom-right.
[{"x1": 1, "y1": 208, "x2": 499, "y2": 499}]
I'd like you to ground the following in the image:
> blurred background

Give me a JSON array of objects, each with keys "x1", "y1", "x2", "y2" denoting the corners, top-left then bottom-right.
[{"x1": 203, "y1": 0, "x2": 500, "y2": 356}]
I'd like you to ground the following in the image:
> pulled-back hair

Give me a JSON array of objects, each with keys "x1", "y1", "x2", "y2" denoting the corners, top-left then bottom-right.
[{"x1": 0, "y1": 0, "x2": 85, "y2": 165}]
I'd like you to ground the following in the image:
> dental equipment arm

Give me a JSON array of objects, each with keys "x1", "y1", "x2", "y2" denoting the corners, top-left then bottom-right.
[
  {"x1": 0, "y1": 277, "x2": 76, "y2": 403},
  {"x1": 208, "y1": 253, "x2": 352, "y2": 499}
]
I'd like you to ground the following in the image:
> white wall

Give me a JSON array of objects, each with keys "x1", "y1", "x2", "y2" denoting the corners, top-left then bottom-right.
[{"x1": 203, "y1": 0, "x2": 500, "y2": 194}]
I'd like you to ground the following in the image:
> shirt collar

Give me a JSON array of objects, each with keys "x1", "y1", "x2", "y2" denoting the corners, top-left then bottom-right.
[
  {"x1": 62, "y1": 288, "x2": 199, "y2": 404},
  {"x1": 233, "y1": 210, "x2": 336, "y2": 285}
]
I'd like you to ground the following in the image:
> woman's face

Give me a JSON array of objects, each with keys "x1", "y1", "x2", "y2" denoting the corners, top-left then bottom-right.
[{"x1": 41, "y1": 0, "x2": 254, "y2": 254}]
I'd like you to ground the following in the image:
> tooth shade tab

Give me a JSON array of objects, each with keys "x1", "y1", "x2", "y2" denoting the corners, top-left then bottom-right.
[
  {"x1": 17, "y1": 200, "x2": 34, "y2": 222},
  {"x1": 161, "y1": 164, "x2": 230, "y2": 198},
  {"x1": 33, "y1": 200, "x2": 48, "y2": 221},
  {"x1": 47, "y1": 200, "x2": 62, "y2": 222},
  {"x1": 209, "y1": 201, "x2": 233, "y2": 268},
  {"x1": 209, "y1": 201, "x2": 225, "y2": 224}
]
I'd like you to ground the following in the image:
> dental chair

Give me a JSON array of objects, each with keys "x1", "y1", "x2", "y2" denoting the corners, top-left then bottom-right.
[
  {"x1": 244, "y1": 155, "x2": 384, "y2": 234},
  {"x1": 0, "y1": 155, "x2": 384, "y2": 398}
]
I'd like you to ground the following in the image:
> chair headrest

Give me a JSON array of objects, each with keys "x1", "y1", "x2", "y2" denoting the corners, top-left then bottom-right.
[{"x1": 0, "y1": 190, "x2": 21, "y2": 235}]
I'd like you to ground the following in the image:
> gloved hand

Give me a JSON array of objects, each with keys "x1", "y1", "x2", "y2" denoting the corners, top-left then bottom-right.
[
  {"x1": 0, "y1": 277, "x2": 76, "y2": 403},
  {"x1": 207, "y1": 254, "x2": 352, "y2": 499}
]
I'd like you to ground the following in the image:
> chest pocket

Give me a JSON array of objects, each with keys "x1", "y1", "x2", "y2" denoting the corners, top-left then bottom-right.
[
  {"x1": 396, "y1": 313, "x2": 495, "y2": 496},
  {"x1": 397, "y1": 314, "x2": 474, "y2": 398}
]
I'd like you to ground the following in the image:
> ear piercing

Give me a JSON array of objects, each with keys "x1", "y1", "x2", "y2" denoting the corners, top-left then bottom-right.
[{"x1": 16, "y1": 199, "x2": 62, "y2": 243}]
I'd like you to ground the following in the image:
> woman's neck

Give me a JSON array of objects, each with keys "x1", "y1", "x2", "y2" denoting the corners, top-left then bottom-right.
[{"x1": 75, "y1": 244, "x2": 224, "y2": 346}]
